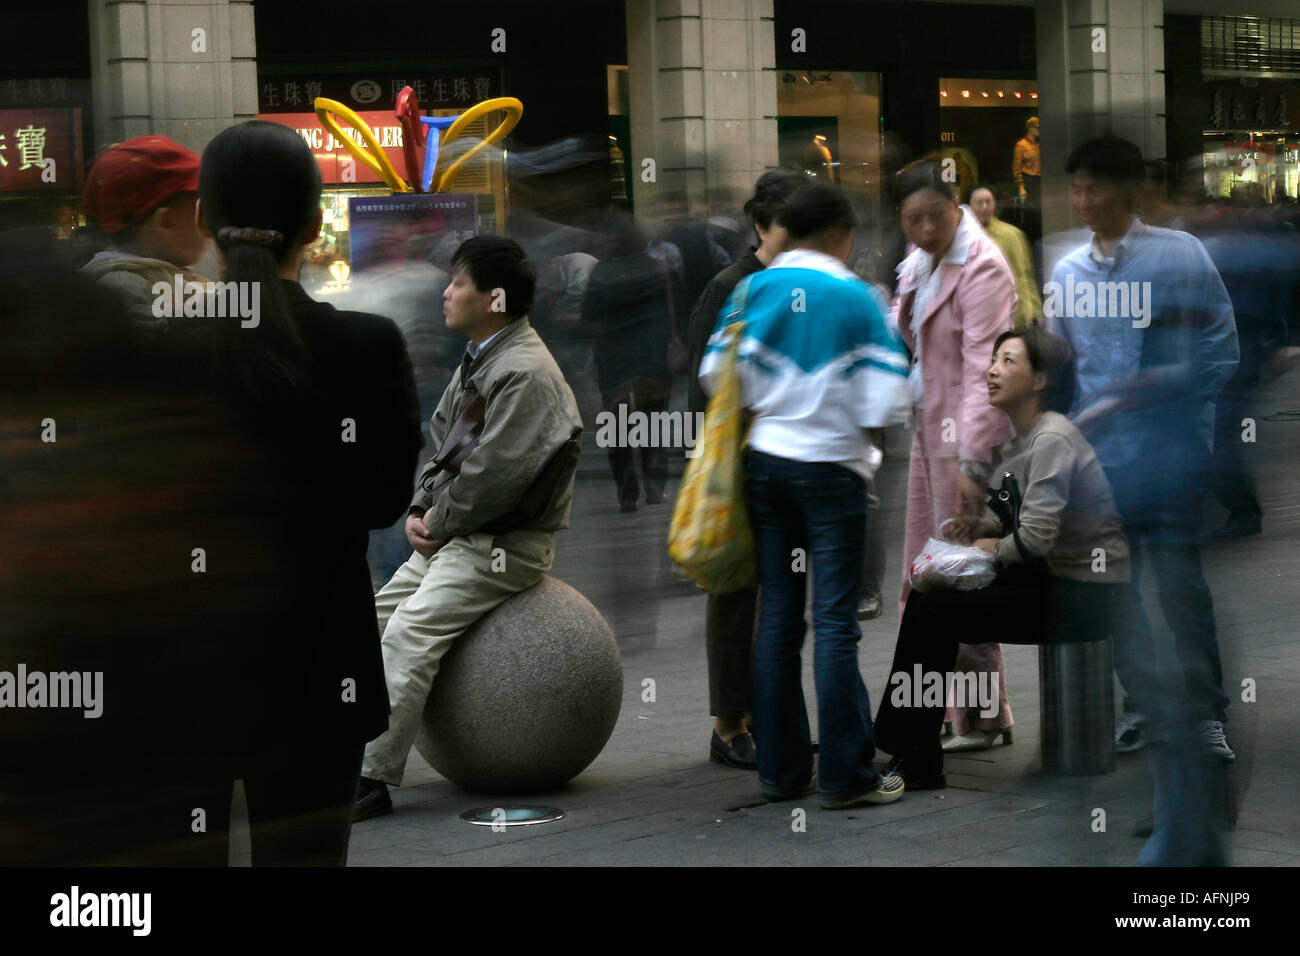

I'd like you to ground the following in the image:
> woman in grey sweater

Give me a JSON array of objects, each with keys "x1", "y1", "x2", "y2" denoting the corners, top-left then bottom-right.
[{"x1": 872, "y1": 326, "x2": 1141, "y2": 789}]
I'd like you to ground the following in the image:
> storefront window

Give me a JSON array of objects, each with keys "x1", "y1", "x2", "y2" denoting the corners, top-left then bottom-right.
[
  {"x1": 777, "y1": 71, "x2": 882, "y2": 215},
  {"x1": 938, "y1": 77, "x2": 1040, "y2": 242},
  {"x1": 1202, "y1": 78, "x2": 1300, "y2": 204}
]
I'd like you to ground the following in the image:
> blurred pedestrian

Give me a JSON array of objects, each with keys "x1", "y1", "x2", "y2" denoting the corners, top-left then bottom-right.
[
  {"x1": 687, "y1": 170, "x2": 802, "y2": 769},
  {"x1": 1189, "y1": 209, "x2": 1299, "y2": 538},
  {"x1": 970, "y1": 182, "x2": 1042, "y2": 328},
  {"x1": 892, "y1": 158, "x2": 1017, "y2": 752},
  {"x1": 1049, "y1": 136, "x2": 1239, "y2": 766},
  {"x1": 581, "y1": 214, "x2": 677, "y2": 511},
  {"x1": 701, "y1": 182, "x2": 912, "y2": 809}
]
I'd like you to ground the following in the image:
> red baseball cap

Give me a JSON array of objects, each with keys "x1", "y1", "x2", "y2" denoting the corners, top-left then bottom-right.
[{"x1": 82, "y1": 135, "x2": 201, "y2": 234}]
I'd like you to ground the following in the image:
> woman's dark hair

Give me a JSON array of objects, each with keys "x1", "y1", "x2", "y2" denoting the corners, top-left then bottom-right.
[
  {"x1": 198, "y1": 120, "x2": 321, "y2": 412},
  {"x1": 1065, "y1": 136, "x2": 1145, "y2": 200},
  {"x1": 450, "y1": 235, "x2": 536, "y2": 319},
  {"x1": 779, "y1": 181, "x2": 857, "y2": 241},
  {"x1": 895, "y1": 155, "x2": 956, "y2": 207},
  {"x1": 743, "y1": 171, "x2": 804, "y2": 230},
  {"x1": 993, "y1": 326, "x2": 1076, "y2": 414}
]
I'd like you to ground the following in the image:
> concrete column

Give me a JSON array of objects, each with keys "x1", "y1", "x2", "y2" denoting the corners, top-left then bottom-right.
[
  {"x1": 87, "y1": 0, "x2": 258, "y2": 155},
  {"x1": 1035, "y1": 0, "x2": 1165, "y2": 240},
  {"x1": 626, "y1": 0, "x2": 778, "y2": 221}
]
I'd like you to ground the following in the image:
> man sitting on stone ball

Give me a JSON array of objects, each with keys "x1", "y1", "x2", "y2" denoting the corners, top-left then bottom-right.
[{"x1": 354, "y1": 236, "x2": 583, "y2": 821}]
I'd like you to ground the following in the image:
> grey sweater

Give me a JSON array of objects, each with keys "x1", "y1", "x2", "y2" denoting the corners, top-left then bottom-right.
[{"x1": 989, "y1": 411, "x2": 1131, "y2": 583}]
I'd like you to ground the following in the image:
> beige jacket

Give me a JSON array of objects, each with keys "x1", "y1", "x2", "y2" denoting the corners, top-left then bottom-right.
[{"x1": 412, "y1": 318, "x2": 583, "y2": 540}]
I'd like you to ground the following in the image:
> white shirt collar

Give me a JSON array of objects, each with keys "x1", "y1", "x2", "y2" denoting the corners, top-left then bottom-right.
[{"x1": 768, "y1": 247, "x2": 857, "y2": 280}]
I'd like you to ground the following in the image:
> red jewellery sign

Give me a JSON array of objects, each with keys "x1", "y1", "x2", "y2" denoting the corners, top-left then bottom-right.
[
  {"x1": 0, "y1": 108, "x2": 82, "y2": 193},
  {"x1": 256, "y1": 110, "x2": 407, "y2": 186}
]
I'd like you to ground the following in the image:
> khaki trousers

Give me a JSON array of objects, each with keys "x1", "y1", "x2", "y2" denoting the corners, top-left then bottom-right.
[{"x1": 361, "y1": 530, "x2": 553, "y2": 786}]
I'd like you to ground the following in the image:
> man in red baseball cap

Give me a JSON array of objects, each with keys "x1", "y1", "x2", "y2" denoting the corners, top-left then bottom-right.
[{"x1": 81, "y1": 135, "x2": 209, "y2": 330}]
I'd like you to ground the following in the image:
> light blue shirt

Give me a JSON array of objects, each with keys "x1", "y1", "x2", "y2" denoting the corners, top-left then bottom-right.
[
  {"x1": 465, "y1": 325, "x2": 507, "y2": 360},
  {"x1": 1047, "y1": 217, "x2": 1238, "y2": 470}
]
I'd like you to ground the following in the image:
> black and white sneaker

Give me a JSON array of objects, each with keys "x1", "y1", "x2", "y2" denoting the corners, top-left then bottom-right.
[
  {"x1": 820, "y1": 772, "x2": 905, "y2": 810},
  {"x1": 1115, "y1": 712, "x2": 1147, "y2": 753},
  {"x1": 1201, "y1": 720, "x2": 1235, "y2": 761}
]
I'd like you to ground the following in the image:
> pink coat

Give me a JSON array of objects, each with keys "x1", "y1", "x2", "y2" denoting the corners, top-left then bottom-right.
[
  {"x1": 893, "y1": 222, "x2": 1019, "y2": 733},
  {"x1": 891, "y1": 227, "x2": 1016, "y2": 464}
]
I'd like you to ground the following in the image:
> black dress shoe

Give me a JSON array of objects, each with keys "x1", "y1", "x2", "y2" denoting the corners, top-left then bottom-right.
[
  {"x1": 710, "y1": 730, "x2": 758, "y2": 770},
  {"x1": 882, "y1": 755, "x2": 946, "y2": 790},
  {"x1": 353, "y1": 776, "x2": 392, "y2": 822},
  {"x1": 1213, "y1": 515, "x2": 1261, "y2": 539}
]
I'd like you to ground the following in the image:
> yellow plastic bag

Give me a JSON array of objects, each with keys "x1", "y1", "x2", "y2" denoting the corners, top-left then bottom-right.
[{"x1": 668, "y1": 321, "x2": 757, "y2": 593}]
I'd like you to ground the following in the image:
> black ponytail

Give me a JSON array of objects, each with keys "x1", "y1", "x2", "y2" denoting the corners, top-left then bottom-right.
[{"x1": 198, "y1": 121, "x2": 321, "y2": 416}]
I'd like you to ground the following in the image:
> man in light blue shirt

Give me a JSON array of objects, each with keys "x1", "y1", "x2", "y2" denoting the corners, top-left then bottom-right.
[{"x1": 1049, "y1": 136, "x2": 1238, "y2": 866}]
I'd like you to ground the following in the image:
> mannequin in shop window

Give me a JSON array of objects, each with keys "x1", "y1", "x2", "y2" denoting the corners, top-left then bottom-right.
[{"x1": 803, "y1": 134, "x2": 837, "y2": 183}]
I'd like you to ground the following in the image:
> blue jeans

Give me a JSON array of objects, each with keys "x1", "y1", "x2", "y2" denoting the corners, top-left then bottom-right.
[
  {"x1": 1105, "y1": 461, "x2": 1229, "y2": 723},
  {"x1": 745, "y1": 451, "x2": 883, "y2": 799}
]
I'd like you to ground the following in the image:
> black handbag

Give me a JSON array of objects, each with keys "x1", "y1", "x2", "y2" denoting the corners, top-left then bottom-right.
[{"x1": 985, "y1": 471, "x2": 1036, "y2": 563}]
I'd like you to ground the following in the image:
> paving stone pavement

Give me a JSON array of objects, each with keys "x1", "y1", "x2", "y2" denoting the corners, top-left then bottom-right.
[{"x1": 231, "y1": 374, "x2": 1300, "y2": 866}]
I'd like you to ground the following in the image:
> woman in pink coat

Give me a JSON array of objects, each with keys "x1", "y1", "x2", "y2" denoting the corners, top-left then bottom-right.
[{"x1": 891, "y1": 160, "x2": 1017, "y2": 750}]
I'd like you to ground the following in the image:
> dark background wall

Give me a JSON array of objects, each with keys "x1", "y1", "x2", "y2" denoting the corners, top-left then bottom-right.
[
  {"x1": 253, "y1": 0, "x2": 626, "y2": 148},
  {"x1": 1165, "y1": 14, "x2": 1205, "y2": 190}
]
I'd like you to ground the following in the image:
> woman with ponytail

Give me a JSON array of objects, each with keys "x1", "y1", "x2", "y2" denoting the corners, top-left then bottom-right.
[{"x1": 192, "y1": 120, "x2": 424, "y2": 864}]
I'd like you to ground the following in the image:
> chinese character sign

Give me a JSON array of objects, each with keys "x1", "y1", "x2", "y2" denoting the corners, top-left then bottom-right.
[{"x1": 0, "y1": 109, "x2": 81, "y2": 193}]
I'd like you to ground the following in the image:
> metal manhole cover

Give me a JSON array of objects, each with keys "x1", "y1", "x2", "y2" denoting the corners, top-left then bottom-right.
[{"x1": 459, "y1": 806, "x2": 566, "y2": 827}]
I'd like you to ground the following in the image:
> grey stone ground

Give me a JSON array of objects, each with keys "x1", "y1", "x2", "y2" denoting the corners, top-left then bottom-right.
[{"x1": 234, "y1": 373, "x2": 1300, "y2": 866}]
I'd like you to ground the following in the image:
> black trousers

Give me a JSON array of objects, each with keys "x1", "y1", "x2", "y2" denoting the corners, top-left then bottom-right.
[
  {"x1": 21, "y1": 742, "x2": 367, "y2": 866},
  {"x1": 873, "y1": 564, "x2": 1149, "y2": 775},
  {"x1": 1211, "y1": 385, "x2": 1262, "y2": 522},
  {"x1": 204, "y1": 742, "x2": 367, "y2": 867},
  {"x1": 608, "y1": 441, "x2": 669, "y2": 507},
  {"x1": 706, "y1": 586, "x2": 757, "y2": 719}
]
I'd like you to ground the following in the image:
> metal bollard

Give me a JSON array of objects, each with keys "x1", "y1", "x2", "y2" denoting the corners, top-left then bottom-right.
[{"x1": 1039, "y1": 639, "x2": 1116, "y2": 775}]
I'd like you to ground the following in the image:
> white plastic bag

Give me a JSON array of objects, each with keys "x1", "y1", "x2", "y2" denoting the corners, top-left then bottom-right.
[{"x1": 908, "y1": 537, "x2": 997, "y2": 593}]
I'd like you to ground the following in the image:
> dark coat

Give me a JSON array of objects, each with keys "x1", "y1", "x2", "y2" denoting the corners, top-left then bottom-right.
[
  {"x1": 686, "y1": 251, "x2": 763, "y2": 414},
  {"x1": 581, "y1": 253, "x2": 674, "y2": 401},
  {"x1": 265, "y1": 281, "x2": 425, "y2": 748}
]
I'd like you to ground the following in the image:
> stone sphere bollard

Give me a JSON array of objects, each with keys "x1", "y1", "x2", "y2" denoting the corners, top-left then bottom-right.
[{"x1": 413, "y1": 575, "x2": 622, "y2": 794}]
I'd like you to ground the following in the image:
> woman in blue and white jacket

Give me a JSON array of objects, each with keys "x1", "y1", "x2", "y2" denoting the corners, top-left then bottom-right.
[{"x1": 699, "y1": 182, "x2": 912, "y2": 811}]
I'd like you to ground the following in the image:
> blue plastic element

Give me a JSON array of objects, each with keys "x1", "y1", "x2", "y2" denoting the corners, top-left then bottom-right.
[{"x1": 420, "y1": 115, "x2": 461, "y2": 193}]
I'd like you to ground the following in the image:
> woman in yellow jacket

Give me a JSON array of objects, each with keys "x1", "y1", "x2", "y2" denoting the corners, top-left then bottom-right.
[{"x1": 970, "y1": 183, "x2": 1041, "y2": 329}]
